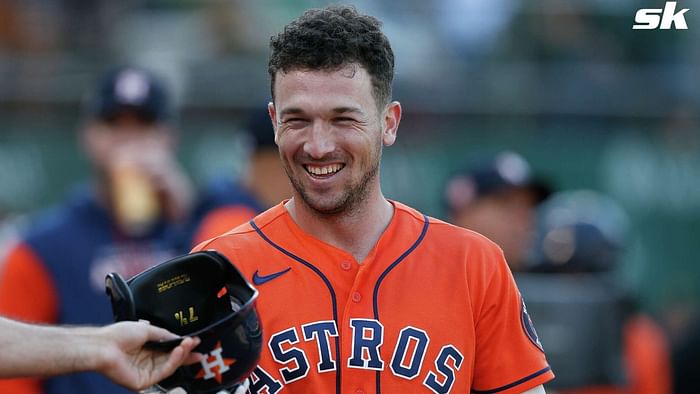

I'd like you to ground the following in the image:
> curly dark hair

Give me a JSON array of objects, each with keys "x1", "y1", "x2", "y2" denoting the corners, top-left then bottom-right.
[{"x1": 268, "y1": 5, "x2": 394, "y2": 108}]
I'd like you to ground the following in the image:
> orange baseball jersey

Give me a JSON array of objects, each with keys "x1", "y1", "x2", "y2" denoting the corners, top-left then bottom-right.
[{"x1": 193, "y1": 201, "x2": 554, "y2": 393}]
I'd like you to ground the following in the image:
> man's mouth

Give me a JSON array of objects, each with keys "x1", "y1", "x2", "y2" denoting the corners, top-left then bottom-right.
[{"x1": 304, "y1": 163, "x2": 345, "y2": 178}]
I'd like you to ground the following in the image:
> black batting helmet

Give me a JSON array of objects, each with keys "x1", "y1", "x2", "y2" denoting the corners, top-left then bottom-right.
[{"x1": 105, "y1": 250, "x2": 262, "y2": 393}]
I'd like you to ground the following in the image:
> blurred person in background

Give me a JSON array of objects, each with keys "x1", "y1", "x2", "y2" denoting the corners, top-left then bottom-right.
[
  {"x1": 192, "y1": 107, "x2": 290, "y2": 244},
  {"x1": 601, "y1": 104, "x2": 700, "y2": 394},
  {"x1": 0, "y1": 65, "x2": 196, "y2": 394},
  {"x1": 444, "y1": 150, "x2": 550, "y2": 271},
  {"x1": 525, "y1": 190, "x2": 672, "y2": 394},
  {"x1": 444, "y1": 155, "x2": 672, "y2": 393}
]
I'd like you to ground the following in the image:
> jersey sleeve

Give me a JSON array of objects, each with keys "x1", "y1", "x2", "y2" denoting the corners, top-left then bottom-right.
[
  {"x1": 0, "y1": 241, "x2": 59, "y2": 394},
  {"x1": 470, "y1": 243, "x2": 554, "y2": 393}
]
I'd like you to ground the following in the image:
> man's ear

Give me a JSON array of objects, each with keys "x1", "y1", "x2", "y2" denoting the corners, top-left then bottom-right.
[
  {"x1": 381, "y1": 101, "x2": 402, "y2": 147},
  {"x1": 268, "y1": 102, "x2": 279, "y2": 145}
]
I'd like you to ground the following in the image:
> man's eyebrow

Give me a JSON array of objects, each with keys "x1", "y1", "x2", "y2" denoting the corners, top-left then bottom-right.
[
  {"x1": 279, "y1": 107, "x2": 304, "y2": 117},
  {"x1": 331, "y1": 107, "x2": 364, "y2": 115},
  {"x1": 279, "y1": 107, "x2": 365, "y2": 117}
]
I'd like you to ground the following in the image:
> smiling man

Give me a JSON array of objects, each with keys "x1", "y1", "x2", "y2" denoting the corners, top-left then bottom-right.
[{"x1": 194, "y1": 5, "x2": 554, "y2": 393}]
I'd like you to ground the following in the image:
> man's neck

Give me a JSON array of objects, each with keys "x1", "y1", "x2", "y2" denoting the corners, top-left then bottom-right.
[{"x1": 285, "y1": 193, "x2": 394, "y2": 263}]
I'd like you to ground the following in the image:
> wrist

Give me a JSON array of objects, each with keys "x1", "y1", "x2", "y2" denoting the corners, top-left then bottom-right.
[{"x1": 70, "y1": 325, "x2": 111, "y2": 373}]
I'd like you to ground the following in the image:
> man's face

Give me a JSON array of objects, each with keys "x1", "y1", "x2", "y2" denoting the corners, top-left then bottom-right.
[
  {"x1": 82, "y1": 112, "x2": 173, "y2": 174},
  {"x1": 269, "y1": 65, "x2": 399, "y2": 215},
  {"x1": 452, "y1": 188, "x2": 539, "y2": 269}
]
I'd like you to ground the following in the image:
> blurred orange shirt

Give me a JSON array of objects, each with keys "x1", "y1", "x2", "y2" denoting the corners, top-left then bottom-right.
[{"x1": 0, "y1": 242, "x2": 56, "y2": 394}]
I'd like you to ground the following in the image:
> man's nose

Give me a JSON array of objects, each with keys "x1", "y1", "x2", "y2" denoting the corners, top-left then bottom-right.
[{"x1": 303, "y1": 121, "x2": 335, "y2": 159}]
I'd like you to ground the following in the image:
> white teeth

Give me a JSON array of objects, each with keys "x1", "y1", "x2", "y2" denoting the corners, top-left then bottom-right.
[{"x1": 306, "y1": 164, "x2": 343, "y2": 176}]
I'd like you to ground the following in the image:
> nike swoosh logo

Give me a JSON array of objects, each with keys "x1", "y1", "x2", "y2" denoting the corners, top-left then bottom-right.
[{"x1": 252, "y1": 267, "x2": 291, "y2": 285}]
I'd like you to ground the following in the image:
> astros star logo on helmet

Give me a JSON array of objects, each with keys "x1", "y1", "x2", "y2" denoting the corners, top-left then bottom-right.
[{"x1": 195, "y1": 341, "x2": 236, "y2": 383}]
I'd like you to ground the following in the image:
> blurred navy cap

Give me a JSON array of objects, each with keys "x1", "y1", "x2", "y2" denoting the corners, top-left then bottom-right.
[
  {"x1": 87, "y1": 66, "x2": 171, "y2": 123},
  {"x1": 445, "y1": 151, "x2": 550, "y2": 212}
]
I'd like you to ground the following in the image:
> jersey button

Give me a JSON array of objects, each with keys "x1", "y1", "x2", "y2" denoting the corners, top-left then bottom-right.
[
  {"x1": 355, "y1": 390, "x2": 365, "y2": 394},
  {"x1": 352, "y1": 292, "x2": 362, "y2": 303},
  {"x1": 341, "y1": 261, "x2": 352, "y2": 271}
]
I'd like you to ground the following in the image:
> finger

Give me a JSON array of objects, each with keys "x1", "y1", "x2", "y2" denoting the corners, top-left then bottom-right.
[
  {"x1": 145, "y1": 324, "x2": 180, "y2": 342},
  {"x1": 138, "y1": 387, "x2": 167, "y2": 393},
  {"x1": 163, "y1": 337, "x2": 201, "y2": 370},
  {"x1": 151, "y1": 345, "x2": 186, "y2": 382},
  {"x1": 182, "y1": 337, "x2": 203, "y2": 364},
  {"x1": 183, "y1": 336, "x2": 204, "y2": 365},
  {"x1": 146, "y1": 337, "x2": 197, "y2": 385},
  {"x1": 179, "y1": 336, "x2": 201, "y2": 358},
  {"x1": 184, "y1": 352, "x2": 203, "y2": 365}
]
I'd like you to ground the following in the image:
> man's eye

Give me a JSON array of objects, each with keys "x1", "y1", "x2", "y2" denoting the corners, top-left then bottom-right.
[
  {"x1": 283, "y1": 118, "x2": 308, "y2": 127},
  {"x1": 335, "y1": 117, "x2": 355, "y2": 123}
]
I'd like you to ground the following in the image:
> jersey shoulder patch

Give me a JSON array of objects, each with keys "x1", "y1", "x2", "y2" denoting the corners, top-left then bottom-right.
[{"x1": 520, "y1": 297, "x2": 544, "y2": 352}]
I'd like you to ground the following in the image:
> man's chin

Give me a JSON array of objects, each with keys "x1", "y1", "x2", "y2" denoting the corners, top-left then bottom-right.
[{"x1": 300, "y1": 194, "x2": 348, "y2": 216}]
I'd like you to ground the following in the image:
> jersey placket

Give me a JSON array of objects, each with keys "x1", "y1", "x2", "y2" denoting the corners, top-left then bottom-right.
[{"x1": 335, "y1": 249, "x2": 385, "y2": 394}]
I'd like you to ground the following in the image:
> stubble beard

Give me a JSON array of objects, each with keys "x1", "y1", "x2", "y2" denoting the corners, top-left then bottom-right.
[{"x1": 285, "y1": 145, "x2": 382, "y2": 218}]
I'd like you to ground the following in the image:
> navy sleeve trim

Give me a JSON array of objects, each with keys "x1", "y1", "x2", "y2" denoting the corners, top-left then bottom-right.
[{"x1": 472, "y1": 366, "x2": 552, "y2": 393}]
